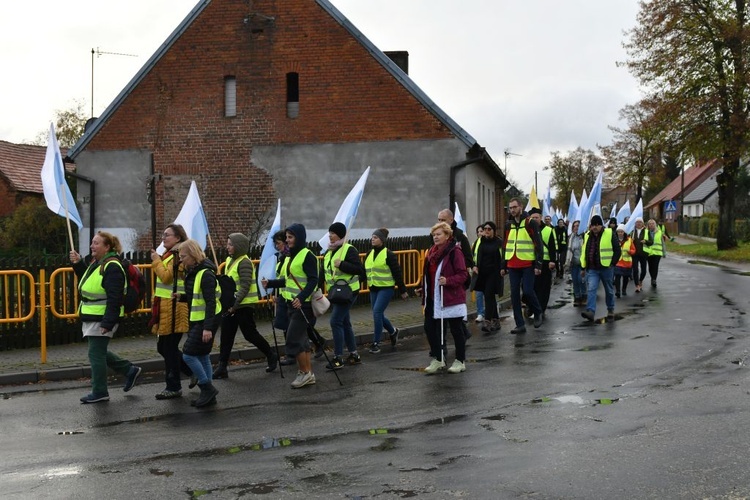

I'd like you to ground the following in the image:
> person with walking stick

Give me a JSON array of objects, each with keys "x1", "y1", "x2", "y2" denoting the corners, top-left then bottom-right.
[
  {"x1": 262, "y1": 223, "x2": 319, "y2": 389},
  {"x1": 416, "y1": 222, "x2": 469, "y2": 374}
]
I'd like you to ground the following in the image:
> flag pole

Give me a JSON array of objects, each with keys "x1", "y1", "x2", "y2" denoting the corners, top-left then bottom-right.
[
  {"x1": 60, "y1": 182, "x2": 76, "y2": 251},
  {"x1": 207, "y1": 233, "x2": 218, "y2": 266}
]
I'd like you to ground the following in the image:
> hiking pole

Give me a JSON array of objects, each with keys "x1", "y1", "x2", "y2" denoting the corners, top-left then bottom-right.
[
  {"x1": 298, "y1": 307, "x2": 343, "y2": 386},
  {"x1": 267, "y1": 291, "x2": 284, "y2": 379},
  {"x1": 440, "y1": 283, "x2": 446, "y2": 364}
]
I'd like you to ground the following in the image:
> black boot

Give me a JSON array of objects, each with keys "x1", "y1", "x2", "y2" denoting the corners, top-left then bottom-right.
[
  {"x1": 193, "y1": 383, "x2": 219, "y2": 408},
  {"x1": 212, "y1": 362, "x2": 228, "y2": 380},
  {"x1": 265, "y1": 351, "x2": 278, "y2": 373}
]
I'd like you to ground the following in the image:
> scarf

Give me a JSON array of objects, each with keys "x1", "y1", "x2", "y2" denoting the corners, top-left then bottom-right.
[{"x1": 427, "y1": 239, "x2": 453, "y2": 266}]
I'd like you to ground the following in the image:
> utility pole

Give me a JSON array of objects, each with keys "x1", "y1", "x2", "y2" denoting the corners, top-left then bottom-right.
[
  {"x1": 503, "y1": 149, "x2": 523, "y2": 229},
  {"x1": 90, "y1": 48, "x2": 138, "y2": 118}
]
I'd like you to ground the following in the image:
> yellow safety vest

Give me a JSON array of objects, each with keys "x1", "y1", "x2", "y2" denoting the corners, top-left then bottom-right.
[
  {"x1": 324, "y1": 243, "x2": 361, "y2": 291},
  {"x1": 224, "y1": 255, "x2": 258, "y2": 305},
  {"x1": 617, "y1": 238, "x2": 633, "y2": 267},
  {"x1": 504, "y1": 218, "x2": 535, "y2": 262},
  {"x1": 365, "y1": 249, "x2": 395, "y2": 287},
  {"x1": 645, "y1": 229, "x2": 664, "y2": 257},
  {"x1": 189, "y1": 268, "x2": 222, "y2": 322},
  {"x1": 154, "y1": 253, "x2": 185, "y2": 298},
  {"x1": 580, "y1": 228, "x2": 615, "y2": 268},
  {"x1": 78, "y1": 259, "x2": 125, "y2": 317},
  {"x1": 541, "y1": 226, "x2": 553, "y2": 261},
  {"x1": 281, "y1": 248, "x2": 314, "y2": 302}
]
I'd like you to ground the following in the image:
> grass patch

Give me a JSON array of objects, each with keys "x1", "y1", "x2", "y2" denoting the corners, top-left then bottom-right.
[{"x1": 668, "y1": 239, "x2": 750, "y2": 263}]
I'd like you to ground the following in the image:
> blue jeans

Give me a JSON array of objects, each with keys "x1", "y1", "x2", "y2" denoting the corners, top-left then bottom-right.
[
  {"x1": 475, "y1": 291, "x2": 485, "y2": 316},
  {"x1": 585, "y1": 267, "x2": 615, "y2": 314},
  {"x1": 508, "y1": 266, "x2": 541, "y2": 327},
  {"x1": 183, "y1": 353, "x2": 213, "y2": 385},
  {"x1": 570, "y1": 263, "x2": 585, "y2": 299},
  {"x1": 330, "y1": 295, "x2": 357, "y2": 357},
  {"x1": 370, "y1": 288, "x2": 395, "y2": 344}
]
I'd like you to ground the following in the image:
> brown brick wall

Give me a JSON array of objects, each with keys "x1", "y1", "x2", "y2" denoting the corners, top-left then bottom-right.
[{"x1": 85, "y1": 0, "x2": 454, "y2": 241}]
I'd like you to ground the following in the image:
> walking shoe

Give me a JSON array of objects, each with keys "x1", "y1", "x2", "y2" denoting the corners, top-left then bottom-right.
[
  {"x1": 265, "y1": 352, "x2": 278, "y2": 373},
  {"x1": 533, "y1": 313, "x2": 544, "y2": 328},
  {"x1": 581, "y1": 310, "x2": 595, "y2": 322},
  {"x1": 326, "y1": 356, "x2": 344, "y2": 370},
  {"x1": 212, "y1": 362, "x2": 228, "y2": 379},
  {"x1": 615, "y1": 292, "x2": 621, "y2": 298},
  {"x1": 651, "y1": 280, "x2": 657, "y2": 288},
  {"x1": 481, "y1": 322, "x2": 493, "y2": 333},
  {"x1": 608, "y1": 309, "x2": 616, "y2": 320},
  {"x1": 347, "y1": 352, "x2": 362, "y2": 365},
  {"x1": 492, "y1": 319, "x2": 502, "y2": 332},
  {"x1": 622, "y1": 289, "x2": 628, "y2": 296},
  {"x1": 510, "y1": 325, "x2": 527, "y2": 334},
  {"x1": 123, "y1": 365, "x2": 141, "y2": 392},
  {"x1": 279, "y1": 357, "x2": 296, "y2": 366},
  {"x1": 474, "y1": 314, "x2": 484, "y2": 323},
  {"x1": 635, "y1": 284, "x2": 642, "y2": 293},
  {"x1": 447, "y1": 359, "x2": 466, "y2": 374},
  {"x1": 188, "y1": 375, "x2": 198, "y2": 389},
  {"x1": 424, "y1": 358, "x2": 445, "y2": 374},
  {"x1": 369, "y1": 343, "x2": 381, "y2": 354},
  {"x1": 389, "y1": 328, "x2": 400, "y2": 347},
  {"x1": 194, "y1": 382, "x2": 219, "y2": 408},
  {"x1": 155, "y1": 389, "x2": 182, "y2": 400},
  {"x1": 80, "y1": 392, "x2": 110, "y2": 404},
  {"x1": 291, "y1": 371, "x2": 316, "y2": 388}
]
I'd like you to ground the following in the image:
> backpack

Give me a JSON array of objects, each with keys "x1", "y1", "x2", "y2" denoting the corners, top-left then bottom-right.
[
  {"x1": 216, "y1": 274, "x2": 236, "y2": 311},
  {"x1": 101, "y1": 257, "x2": 146, "y2": 314}
]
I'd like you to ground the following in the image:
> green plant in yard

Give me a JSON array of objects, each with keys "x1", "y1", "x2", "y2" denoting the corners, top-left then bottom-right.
[{"x1": 667, "y1": 240, "x2": 750, "y2": 263}]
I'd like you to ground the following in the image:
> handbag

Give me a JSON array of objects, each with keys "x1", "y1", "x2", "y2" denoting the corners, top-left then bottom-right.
[
  {"x1": 289, "y1": 271, "x2": 330, "y2": 317},
  {"x1": 327, "y1": 278, "x2": 353, "y2": 304}
]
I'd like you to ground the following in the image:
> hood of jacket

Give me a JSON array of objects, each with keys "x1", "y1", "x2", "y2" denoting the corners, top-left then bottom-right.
[
  {"x1": 285, "y1": 223, "x2": 307, "y2": 256},
  {"x1": 228, "y1": 232, "x2": 250, "y2": 257}
]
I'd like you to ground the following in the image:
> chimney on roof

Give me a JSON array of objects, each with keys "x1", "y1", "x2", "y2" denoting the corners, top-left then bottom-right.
[{"x1": 384, "y1": 51, "x2": 409, "y2": 74}]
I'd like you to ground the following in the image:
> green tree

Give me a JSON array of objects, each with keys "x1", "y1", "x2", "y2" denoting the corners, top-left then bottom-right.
[
  {"x1": 545, "y1": 147, "x2": 603, "y2": 208},
  {"x1": 31, "y1": 100, "x2": 87, "y2": 148},
  {"x1": 624, "y1": 0, "x2": 750, "y2": 250},
  {"x1": 0, "y1": 198, "x2": 70, "y2": 257}
]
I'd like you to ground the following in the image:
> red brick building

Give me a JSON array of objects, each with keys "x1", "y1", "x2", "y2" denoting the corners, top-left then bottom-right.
[{"x1": 68, "y1": 0, "x2": 506, "y2": 252}]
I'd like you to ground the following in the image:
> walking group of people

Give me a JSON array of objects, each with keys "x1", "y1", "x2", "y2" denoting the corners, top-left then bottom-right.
[{"x1": 68, "y1": 202, "x2": 671, "y2": 404}]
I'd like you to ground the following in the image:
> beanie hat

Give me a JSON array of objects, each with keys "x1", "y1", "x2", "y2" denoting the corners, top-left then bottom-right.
[
  {"x1": 590, "y1": 215, "x2": 604, "y2": 226},
  {"x1": 372, "y1": 228, "x2": 389, "y2": 243},
  {"x1": 528, "y1": 207, "x2": 542, "y2": 215},
  {"x1": 609, "y1": 217, "x2": 618, "y2": 226},
  {"x1": 328, "y1": 222, "x2": 347, "y2": 239},
  {"x1": 635, "y1": 217, "x2": 644, "y2": 224},
  {"x1": 617, "y1": 224, "x2": 626, "y2": 232}
]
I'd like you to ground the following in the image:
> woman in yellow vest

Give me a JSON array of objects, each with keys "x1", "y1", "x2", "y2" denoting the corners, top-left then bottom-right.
[
  {"x1": 177, "y1": 239, "x2": 221, "y2": 408},
  {"x1": 262, "y1": 223, "x2": 319, "y2": 389},
  {"x1": 614, "y1": 224, "x2": 636, "y2": 297},
  {"x1": 69, "y1": 231, "x2": 141, "y2": 404},
  {"x1": 323, "y1": 222, "x2": 365, "y2": 370},
  {"x1": 365, "y1": 228, "x2": 408, "y2": 353},
  {"x1": 645, "y1": 218, "x2": 665, "y2": 288},
  {"x1": 150, "y1": 223, "x2": 190, "y2": 400},
  {"x1": 212, "y1": 233, "x2": 277, "y2": 379}
]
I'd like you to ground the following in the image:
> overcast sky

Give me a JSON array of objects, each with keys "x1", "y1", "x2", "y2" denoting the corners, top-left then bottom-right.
[{"x1": 0, "y1": 0, "x2": 642, "y2": 201}]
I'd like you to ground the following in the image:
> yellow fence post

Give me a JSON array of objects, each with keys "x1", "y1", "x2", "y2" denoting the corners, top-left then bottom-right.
[{"x1": 39, "y1": 268, "x2": 47, "y2": 364}]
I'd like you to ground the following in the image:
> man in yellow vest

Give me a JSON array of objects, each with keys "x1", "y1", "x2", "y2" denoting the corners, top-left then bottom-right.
[
  {"x1": 530, "y1": 209, "x2": 556, "y2": 319},
  {"x1": 580, "y1": 215, "x2": 621, "y2": 321},
  {"x1": 500, "y1": 198, "x2": 545, "y2": 334}
]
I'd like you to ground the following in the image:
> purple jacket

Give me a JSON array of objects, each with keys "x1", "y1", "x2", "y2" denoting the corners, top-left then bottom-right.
[{"x1": 421, "y1": 243, "x2": 468, "y2": 308}]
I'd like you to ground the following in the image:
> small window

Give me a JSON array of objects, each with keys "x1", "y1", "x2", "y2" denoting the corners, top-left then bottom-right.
[
  {"x1": 286, "y1": 72, "x2": 299, "y2": 118},
  {"x1": 225, "y1": 76, "x2": 237, "y2": 117}
]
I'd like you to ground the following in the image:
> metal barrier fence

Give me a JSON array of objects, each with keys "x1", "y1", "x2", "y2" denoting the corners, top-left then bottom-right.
[{"x1": 0, "y1": 250, "x2": 424, "y2": 362}]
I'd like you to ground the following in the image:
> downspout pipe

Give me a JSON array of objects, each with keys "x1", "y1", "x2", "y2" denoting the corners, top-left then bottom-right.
[
  {"x1": 66, "y1": 171, "x2": 95, "y2": 247},
  {"x1": 449, "y1": 156, "x2": 484, "y2": 211}
]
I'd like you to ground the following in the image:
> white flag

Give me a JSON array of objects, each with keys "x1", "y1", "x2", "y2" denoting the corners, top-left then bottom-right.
[
  {"x1": 257, "y1": 199, "x2": 281, "y2": 297},
  {"x1": 157, "y1": 180, "x2": 209, "y2": 254},
  {"x1": 319, "y1": 167, "x2": 370, "y2": 253},
  {"x1": 624, "y1": 198, "x2": 643, "y2": 234},
  {"x1": 41, "y1": 123, "x2": 83, "y2": 229},
  {"x1": 454, "y1": 202, "x2": 466, "y2": 233},
  {"x1": 616, "y1": 200, "x2": 631, "y2": 224}
]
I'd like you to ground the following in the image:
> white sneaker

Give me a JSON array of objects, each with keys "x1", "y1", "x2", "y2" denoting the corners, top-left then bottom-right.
[
  {"x1": 291, "y1": 371, "x2": 316, "y2": 388},
  {"x1": 475, "y1": 314, "x2": 484, "y2": 322},
  {"x1": 447, "y1": 360, "x2": 466, "y2": 373},
  {"x1": 424, "y1": 358, "x2": 446, "y2": 374}
]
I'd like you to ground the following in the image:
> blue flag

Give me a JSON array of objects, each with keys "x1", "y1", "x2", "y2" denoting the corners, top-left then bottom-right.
[
  {"x1": 257, "y1": 199, "x2": 281, "y2": 297},
  {"x1": 41, "y1": 123, "x2": 83, "y2": 229}
]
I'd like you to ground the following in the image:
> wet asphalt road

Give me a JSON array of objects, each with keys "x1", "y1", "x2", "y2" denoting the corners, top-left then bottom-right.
[{"x1": 2, "y1": 253, "x2": 750, "y2": 499}]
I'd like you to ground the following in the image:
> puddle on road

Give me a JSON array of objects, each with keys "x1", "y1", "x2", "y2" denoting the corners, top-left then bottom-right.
[
  {"x1": 532, "y1": 395, "x2": 620, "y2": 406},
  {"x1": 149, "y1": 468, "x2": 173, "y2": 477},
  {"x1": 576, "y1": 343, "x2": 614, "y2": 352},
  {"x1": 187, "y1": 480, "x2": 280, "y2": 498},
  {"x1": 371, "y1": 436, "x2": 398, "y2": 451}
]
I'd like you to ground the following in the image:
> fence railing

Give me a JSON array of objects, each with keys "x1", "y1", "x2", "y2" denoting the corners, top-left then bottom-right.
[{"x1": 0, "y1": 247, "x2": 426, "y2": 361}]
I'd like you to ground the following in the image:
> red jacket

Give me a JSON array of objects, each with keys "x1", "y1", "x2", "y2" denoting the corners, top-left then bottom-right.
[{"x1": 420, "y1": 242, "x2": 468, "y2": 307}]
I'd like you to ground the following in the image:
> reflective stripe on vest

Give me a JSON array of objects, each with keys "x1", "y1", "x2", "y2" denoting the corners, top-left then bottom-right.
[
  {"x1": 224, "y1": 255, "x2": 258, "y2": 304},
  {"x1": 617, "y1": 239, "x2": 633, "y2": 267},
  {"x1": 580, "y1": 228, "x2": 615, "y2": 268},
  {"x1": 79, "y1": 259, "x2": 125, "y2": 317},
  {"x1": 154, "y1": 253, "x2": 185, "y2": 298},
  {"x1": 324, "y1": 243, "x2": 361, "y2": 291},
  {"x1": 189, "y1": 268, "x2": 222, "y2": 321},
  {"x1": 646, "y1": 229, "x2": 664, "y2": 256},
  {"x1": 365, "y1": 249, "x2": 395, "y2": 287},
  {"x1": 504, "y1": 218, "x2": 535, "y2": 261},
  {"x1": 281, "y1": 248, "x2": 314, "y2": 301},
  {"x1": 541, "y1": 226, "x2": 553, "y2": 261}
]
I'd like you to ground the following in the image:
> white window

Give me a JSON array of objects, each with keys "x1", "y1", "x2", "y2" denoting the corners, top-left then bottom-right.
[{"x1": 225, "y1": 76, "x2": 237, "y2": 117}]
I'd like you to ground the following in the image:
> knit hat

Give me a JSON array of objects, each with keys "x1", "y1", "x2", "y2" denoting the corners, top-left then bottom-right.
[
  {"x1": 635, "y1": 217, "x2": 644, "y2": 224},
  {"x1": 528, "y1": 207, "x2": 542, "y2": 215},
  {"x1": 590, "y1": 215, "x2": 604, "y2": 226},
  {"x1": 609, "y1": 217, "x2": 618, "y2": 226},
  {"x1": 328, "y1": 222, "x2": 347, "y2": 239},
  {"x1": 617, "y1": 224, "x2": 626, "y2": 232},
  {"x1": 372, "y1": 228, "x2": 389, "y2": 243}
]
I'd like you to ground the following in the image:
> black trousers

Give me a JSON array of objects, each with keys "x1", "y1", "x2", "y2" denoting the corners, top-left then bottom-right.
[
  {"x1": 534, "y1": 263, "x2": 553, "y2": 312},
  {"x1": 632, "y1": 254, "x2": 648, "y2": 285},
  {"x1": 219, "y1": 307, "x2": 273, "y2": 364},
  {"x1": 156, "y1": 333, "x2": 192, "y2": 391}
]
